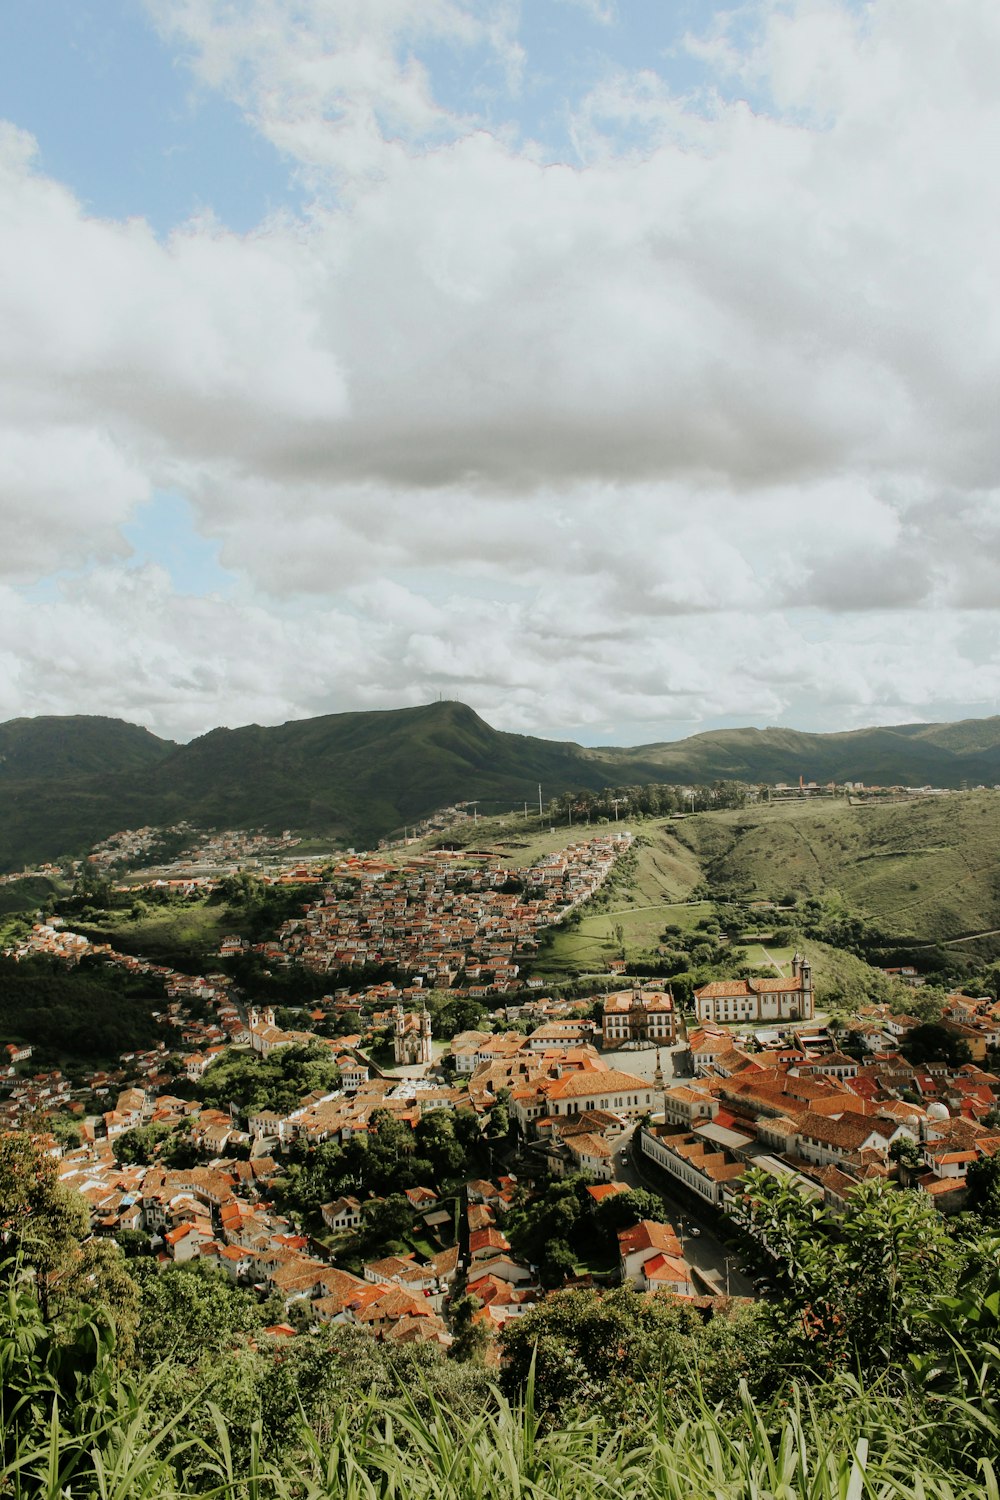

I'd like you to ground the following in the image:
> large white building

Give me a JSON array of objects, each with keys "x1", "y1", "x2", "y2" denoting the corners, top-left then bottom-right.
[
  {"x1": 693, "y1": 953, "x2": 814, "y2": 1025},
  {"x1": 601, "y1": 988, "x2": 675, "y2": 1047}
]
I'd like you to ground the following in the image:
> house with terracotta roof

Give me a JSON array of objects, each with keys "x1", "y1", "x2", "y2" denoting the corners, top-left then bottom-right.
[
  {"x1": 515, "y1": 1066, "x2": 656, "y2": 1133},
  {"x1": 561, "y1": 1131, "x2": 615, "y2": 1181},
  {"x1": 661, "y1": 1084, "x2": 718, "y2": 1128},
  {"x1": 639, "y1": 1250, "x2": 695, "y2": 1296},
  {"x1": 321, "y1": 1195, "x2": 363, "y2": 1232},
  {"x1": 792, "y1": 1110, "x2": 896, "y2": 1167},
  {"x1": 467, "y1": 1270, "x2": 540, "y2": 1325},
  {"x1": 469, "y1": 1226, "x2": 511, "y2": 1263},
  {"x1": 640, "y1": 1122, "x2": 747, "y2": 1205},
  {"x1": 617, "y1": 1219, "x2": 691, "y2": 1291},
  {"x1": 163, "y1": 1219, "x2": 215, "y2": 1262}
]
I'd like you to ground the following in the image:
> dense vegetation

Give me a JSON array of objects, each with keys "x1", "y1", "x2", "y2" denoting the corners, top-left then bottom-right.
[
  {"x1": 7, "y1": 700, "x2": 1000, "y2": 871},
  {"x1": 0, "y1": 876, "x2": 58, "y2": 917},
  {"x1": 0, "y1": 954, "x2": 167, "y2": 1062},
  {"x1": 280, "y1": 1104, "x2": 486, "y2": 1218},
  {"x1": 199, "y1": 1044, "x2": 342, "y2": 1120}
]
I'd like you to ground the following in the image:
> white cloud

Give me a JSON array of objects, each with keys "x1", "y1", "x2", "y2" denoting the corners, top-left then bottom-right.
[
  {"x1": 145, "y1": 0, "x2": 524, "y2": 180},
  {"x1": 3, "y1": 1, "x2": 1000, "y2": 740},
  {"x1": 4, "y1": 566, "x2": 1000, "y2": 743}
]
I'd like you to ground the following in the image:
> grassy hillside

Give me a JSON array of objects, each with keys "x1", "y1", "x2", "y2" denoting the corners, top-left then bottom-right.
[
  {"x1": 680, "y1": 792, "x2": 1000, "y2": 942},
  {"x1": 0, "y1": 875, "x2": 59, "y2": 916},
  {"x1": 74, "y1": 901, "x2": 243, "y2": 970}
]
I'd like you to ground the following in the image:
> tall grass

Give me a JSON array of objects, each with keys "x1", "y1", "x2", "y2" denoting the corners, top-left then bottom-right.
[{"x1": 2, "y1": 1367, "x2": 995, "y2": 1500}]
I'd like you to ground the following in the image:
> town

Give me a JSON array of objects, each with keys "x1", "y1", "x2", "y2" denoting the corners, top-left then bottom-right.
[{"x1": 5, "y1": 812, "x2": 1000, "y2": 1358}]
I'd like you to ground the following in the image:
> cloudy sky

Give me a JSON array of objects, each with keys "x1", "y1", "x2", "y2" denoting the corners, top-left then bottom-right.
[{"x1": 3, "y1": 0, "x2": 1000, "y2": 746}]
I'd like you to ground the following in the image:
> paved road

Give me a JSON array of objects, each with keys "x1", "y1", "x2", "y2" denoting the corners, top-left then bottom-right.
[{"x1": 610, "y1": 1125, "x2": 754, "y2": 1298}]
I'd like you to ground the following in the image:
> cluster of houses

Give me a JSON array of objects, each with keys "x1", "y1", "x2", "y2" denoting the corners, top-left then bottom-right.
[
  {"x1": 0, "y1": 861, "x2": 63, "y2": 885},
  {"x1": 640, "y1": 1000, "x2": 1000, "y2": 1217},
  {"x1": 15, "y1": 804, "x2": 1000, "y2": 1350},
  {"x1": 86, "y1": 823, "x2": 303, "y2": 875},
  {"x1": 86, "y1": 824, "x2": 193, "y2": 872},
  {"x1": 55, "y1": 1125, "x2": 463, "y2": 1346},
  {"x1": 852, "y1": 992, "x2": 1000, "y2": 1062},
  {"x1": 270, "y1": 834, "x2": 632, "y2": 994},
  {"x1": 22, "y1": 987, "x2": 709, "y2": 1345}
]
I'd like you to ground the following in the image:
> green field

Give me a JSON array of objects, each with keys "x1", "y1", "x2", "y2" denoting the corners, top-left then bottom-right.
[
  {"x1": 529, "y1": 821, "x2": 706, "y2": 979},
  {"x1": 681, "y1": 791, "x2": 1000, "y2": 943},
  {"x1": 535, "y1": 900, "x2": 714, "y2": 980},
  {"x1": 739, "y1": 943, "x2": 794, "y2": 974}
]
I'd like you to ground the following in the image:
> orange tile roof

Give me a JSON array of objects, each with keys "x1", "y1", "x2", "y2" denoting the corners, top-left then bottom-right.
[{"x1": 618, "y1": 1220, "x2": 682, "y2": 1258}]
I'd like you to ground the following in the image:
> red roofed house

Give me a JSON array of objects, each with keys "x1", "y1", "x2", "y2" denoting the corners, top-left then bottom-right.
[{"x1": 618, "y1": 1220, "x2": 689, "y2": 1291}]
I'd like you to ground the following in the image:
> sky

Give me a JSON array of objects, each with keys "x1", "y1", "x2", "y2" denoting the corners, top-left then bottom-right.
[{"x1": 3, "y1": 0, "x2": 1000, "y2": 747}]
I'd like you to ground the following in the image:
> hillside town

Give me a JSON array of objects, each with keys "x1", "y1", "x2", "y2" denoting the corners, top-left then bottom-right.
[
  {"x1": 7, "y1": 816, "x2": 1000, "y2": 1351},
  {"x1": 271, "y1": 833, "x2": 631, "y2": 991}
]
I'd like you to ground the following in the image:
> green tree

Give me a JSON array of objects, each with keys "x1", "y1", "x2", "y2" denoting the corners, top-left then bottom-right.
[
  {"x1": 735, "y1": 1168, "x2": 956, "y2": 1372},
  {"x1": 966, "y1": 1153, "x2": 1000, "y2": 1224},
  {"x1": 902, "y1": 1022, "x2": 972, "y2": 1067},
  {"x1": 0, "y1": 1131, "x2": 90, "y2": 1293},
  {"x1": 448, "y1": 1293, "x2": 491, "y2": 1364},
  {"x1": 499, "y1": 1285, "x2": 779, "y2": 1417},
  {"x1": 359, "y1": 1193, "x2": 415, "y2": 1252},
  {"x1": 201, "y1": 1043, "x2": 341, "y2": 1120},
  {"x1": 113, "y1": 1121, "x2": 174, "y2": 1165},
  {"x1": 414, "y1": 1109, "x2": 467, "y2": 1183},
  {"x1": 889, "y1": 1137, "x2": 924, "y2": 1171},
  {"x1": 136, "y1": 1261, "x2": 265, "y2": 1367},
  {"x1": 55, "y1": 1238, "x2": 141, "y2": 1361}
]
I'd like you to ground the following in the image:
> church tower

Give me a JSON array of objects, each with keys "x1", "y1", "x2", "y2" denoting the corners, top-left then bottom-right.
[{"x1": 393, "y1": 1002, "x2": 407, "y2": 1065}]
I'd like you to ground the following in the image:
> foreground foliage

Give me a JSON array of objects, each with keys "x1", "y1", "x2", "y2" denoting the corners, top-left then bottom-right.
[{"x1": 0, "y1": 1246, "x2": 999, "y2": 1500}]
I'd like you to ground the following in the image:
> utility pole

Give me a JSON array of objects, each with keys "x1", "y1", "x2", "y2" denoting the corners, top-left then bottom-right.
[{"x1": 538, "y1": 784, "x2": 543, "y2": 819}]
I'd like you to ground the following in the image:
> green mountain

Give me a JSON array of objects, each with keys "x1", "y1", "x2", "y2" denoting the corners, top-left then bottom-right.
[
  {"x1": 3, "y1": 701, "x2": 1000, "y2": 872},
  {"x1": 0, "y1": 715, "x2": 173, "y2": 780},
  {"x1": 600, "y1": 719, "x2": 1000, "y2": 787}
]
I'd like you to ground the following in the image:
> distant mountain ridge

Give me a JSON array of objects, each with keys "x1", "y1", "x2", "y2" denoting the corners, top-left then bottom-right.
[{"x1": 2, "y1": 701, "x2": 1000, "y2": 872}]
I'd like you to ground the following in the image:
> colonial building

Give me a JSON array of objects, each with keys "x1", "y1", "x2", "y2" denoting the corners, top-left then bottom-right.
[
  {"x1": 393, "y1": 1003, "x2": 432, "y2": 1065},
  {"x1": 693, "y1": 953, "x2": 814, "y2": 1025},
  {"x1": 602, "y1": 988, "x2": 675, "y2": 1047}
]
